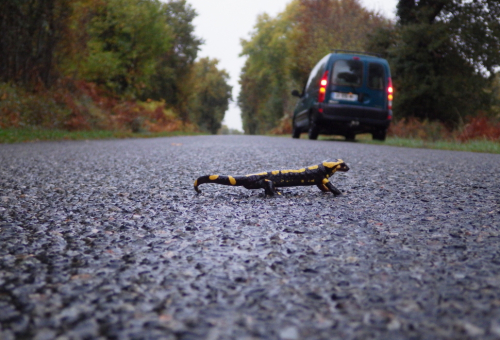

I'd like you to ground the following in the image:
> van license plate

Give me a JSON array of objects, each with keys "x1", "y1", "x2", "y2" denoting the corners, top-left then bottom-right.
[{"x1": 333, "y1": 92, "x2": 358, "y2": 101}]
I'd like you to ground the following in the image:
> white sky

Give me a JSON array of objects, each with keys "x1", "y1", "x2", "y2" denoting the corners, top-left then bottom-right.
[{"x1": 187, "y1": 0, "x2": 398, "y2": 131}]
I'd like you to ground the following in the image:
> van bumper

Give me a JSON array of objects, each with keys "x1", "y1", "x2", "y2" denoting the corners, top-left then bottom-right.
[{"x1": 314, "y1": 103, "x2": 391, "y2": 133}]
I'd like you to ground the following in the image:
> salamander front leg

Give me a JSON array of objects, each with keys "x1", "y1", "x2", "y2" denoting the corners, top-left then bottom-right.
[{"x1": 325, "y1": 181, "x2": 342, "y2": 196}]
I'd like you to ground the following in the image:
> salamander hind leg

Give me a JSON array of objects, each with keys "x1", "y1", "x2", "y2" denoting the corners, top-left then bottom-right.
[
  {"x1": 316, "y1": 183, "x2": 330, "y2": 192},
  {"x1": 261, "y1": 179, "x2": 280, "y2": 197}
]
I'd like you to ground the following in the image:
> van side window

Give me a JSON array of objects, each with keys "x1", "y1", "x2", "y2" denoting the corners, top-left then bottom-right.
[
  {"x1": 368, "y1": 63, "x2": 385, "y2": 90},
  {"x1": 305, "y1": 54, "x2": 330, "y2": 94},
  {"x1": 332, "y1": 60, "x2": 363, "y2": 87}
]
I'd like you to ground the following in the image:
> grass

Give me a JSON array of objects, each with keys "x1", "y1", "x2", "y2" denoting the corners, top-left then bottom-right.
[
  {"x1": 0, "y1": 127, "x2": 203, "y2": 144},
  {"x1": 337, "y1": 134, "x2": 500, "y2": 154}
]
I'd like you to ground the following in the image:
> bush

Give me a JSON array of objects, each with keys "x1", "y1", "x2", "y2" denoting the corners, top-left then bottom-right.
[
  {"x1": 457, "y1": 115, "x2": 500, "y2": 142},
  {"x1": 388, "y1": 117, "x2": 452, "y2": 141},
  {"x1": 0, "y1": 83, "x2": 71, "y2": 129},
  {"x1": 269, "y1": 115, "x2": 292, "y2": 135},
  {"x1": 0, "y1": 80, "x2": 188, "y2": 133},
  {"x1": 388, "y1": 116, "x2": 500, "y2": 142}
]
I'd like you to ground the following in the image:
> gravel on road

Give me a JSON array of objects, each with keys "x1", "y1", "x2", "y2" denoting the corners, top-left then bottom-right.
[{"x1": 0, "y1": 135, "x2": 499, "y2": 340}]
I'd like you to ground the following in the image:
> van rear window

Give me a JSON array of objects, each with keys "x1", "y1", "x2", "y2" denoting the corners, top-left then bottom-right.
[
  {"x1": 368, "y1": 63, "x2": 385, "y2": 90},
  {"x1": 332, "y1": 60, "x2": 363, "y2": 87}
]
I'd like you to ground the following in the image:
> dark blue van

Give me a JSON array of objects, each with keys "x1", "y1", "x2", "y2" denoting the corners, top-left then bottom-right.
[{"x1": 291, "y1": 50, "x2": 393, "y2": 141}]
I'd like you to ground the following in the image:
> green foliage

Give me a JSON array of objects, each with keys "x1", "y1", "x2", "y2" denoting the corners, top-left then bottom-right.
[
  {"x1": 238, "y1": 0, "x2": 390, "y2": 134},
  {"x1": 239, "y1": 2, "x2": 300, "y2": 134},
  {"x1": 189, "y1": 58, "x2": 232, "y2": 134},
  {"x1": 144, "y1": 0, "x2": 203, "y2": 122},
  {"x1": 369, "y1": 0, "x2": 500, "y2": 125},
  {"x1": 79, "y1": 0, "x2": 172, "y2": 97}
]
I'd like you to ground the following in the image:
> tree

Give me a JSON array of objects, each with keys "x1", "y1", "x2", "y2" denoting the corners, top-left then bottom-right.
[
  {"x1": 78, "y1": 0, "x2": 172, "y2": 97},
  {"x1": 0, "y1": 0, "x2": 73, "y2": 86},
  {"x1": 145, "y1": 0, "x2": 203, "y2": 122},
  {"x1": 369, "y1": 0, "x2": 500, "y2": 124},
  {"x1": 189, "y1": 58, "x2": 232, "y2": 134},
  {"x1": 291, "y1": 0, "x2": 391, "y2": 84},
  {"x1": 239, "y1": 3, "x2": 300, "y2": 134}
]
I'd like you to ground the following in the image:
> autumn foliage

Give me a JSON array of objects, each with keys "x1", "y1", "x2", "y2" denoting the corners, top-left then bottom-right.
[
  {"x1": 457, "y1": 116, "x2": 500, "y2": 142},
  {"x1": 0, "y1": 80, "x2": 188, "y2": 132},
  {"x1": 388, "y1": 116, "x2": 500, "y2": 142}
]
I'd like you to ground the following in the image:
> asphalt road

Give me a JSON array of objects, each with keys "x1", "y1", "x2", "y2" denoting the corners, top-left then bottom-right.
[{"x1": 0, "y1": 135, "x2": 499, "y2": 340}]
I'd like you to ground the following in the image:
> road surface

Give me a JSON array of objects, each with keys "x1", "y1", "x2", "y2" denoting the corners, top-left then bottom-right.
[{"x1": 0, "y1": 135, "x2": 499, "y2": 339}]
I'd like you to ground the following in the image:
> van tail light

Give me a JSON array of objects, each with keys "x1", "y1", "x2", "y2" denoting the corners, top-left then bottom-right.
[
  {"x1": 387, "y1": 77, "x2": 394, "y2": 112},
  {"x1": 318, "y1": 71, "x2": 329, "y2": 103}
]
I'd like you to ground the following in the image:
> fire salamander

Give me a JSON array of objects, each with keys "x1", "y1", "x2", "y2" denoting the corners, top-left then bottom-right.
[{"x1": 194, "y1": 160, "x2": 349, "y2": 197}]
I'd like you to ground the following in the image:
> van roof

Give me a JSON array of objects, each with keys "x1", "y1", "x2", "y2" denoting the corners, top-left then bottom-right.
[
  {"x1": 332, "y1": 50, "x2": 382, "y2": 58},
  {"x1": 329, "y1": 51, "x2": 389, "y2": 63}
]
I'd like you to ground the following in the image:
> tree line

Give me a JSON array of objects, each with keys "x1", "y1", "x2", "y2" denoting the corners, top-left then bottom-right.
[
  {"x1": 238, "y1": 0, "x2": 500, "y2": 135},
  {"x1": 0, "y1": 0, "x2": 231, "y2": 134}
]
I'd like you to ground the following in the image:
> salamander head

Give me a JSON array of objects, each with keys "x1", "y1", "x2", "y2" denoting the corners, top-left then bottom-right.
[{"x1": 322, "y1": 159, "x2": 349, "y2": 173}]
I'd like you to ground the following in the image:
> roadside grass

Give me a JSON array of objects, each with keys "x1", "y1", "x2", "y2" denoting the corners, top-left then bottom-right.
[
  {"x1": 0, "y1": 127, "x2": 204, "y2": 144},
  {"x1": 363, "y1": 135, "x2": 500, "y2": 154},
  {"x1": 321, "y1": 133, "x2": 499, "y2": 153},
  {"x1": 294, "y1": 133, "x2": 500, "y2": 154}
]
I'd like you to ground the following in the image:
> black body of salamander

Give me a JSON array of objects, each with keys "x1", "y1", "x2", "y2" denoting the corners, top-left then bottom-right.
[{"x1": 194, "y1": 160, "x2": 349, "y2": 197}]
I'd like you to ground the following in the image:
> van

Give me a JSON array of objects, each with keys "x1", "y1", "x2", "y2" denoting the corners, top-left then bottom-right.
[{"x1": 291, "y1": 50, "x2": 393, "y2": 141}]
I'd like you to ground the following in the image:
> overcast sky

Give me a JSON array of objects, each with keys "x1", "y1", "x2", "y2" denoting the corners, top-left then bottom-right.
[{"x1": 186, "y1": 0, "x2": 398, "y2": 131}]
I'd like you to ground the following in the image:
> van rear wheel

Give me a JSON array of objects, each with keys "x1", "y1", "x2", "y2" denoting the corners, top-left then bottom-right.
[
  {"x1": 292, "y1": 122, "x2": 301, "y2": 139},
  {"x1": 308, "y1": 121, "x2": 319, "y2": 140},
  {"x1": 345, "y1": 133, "x2": 355, "y2": 141},
  {"x1": 373, "y1": 130, "x2": 386, "y2": 141}
]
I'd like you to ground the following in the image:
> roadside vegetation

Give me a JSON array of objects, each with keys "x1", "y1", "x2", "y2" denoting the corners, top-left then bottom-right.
[
  {"x1": 0, "y1": 0, "x2": 231, "y2": 136},
  {"x1": 369, "y1": 117, "x2": 500, "y2": 154}
]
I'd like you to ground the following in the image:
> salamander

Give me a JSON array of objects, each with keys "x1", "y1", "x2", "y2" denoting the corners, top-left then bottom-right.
[{"x1": 194, "y1": 159, "x2": 349, "y2": 197}]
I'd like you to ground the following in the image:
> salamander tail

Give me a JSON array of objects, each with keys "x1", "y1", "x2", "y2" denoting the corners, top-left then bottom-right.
[{"x1": 194, "y1": 175, "x2": 241, "y2": 193}]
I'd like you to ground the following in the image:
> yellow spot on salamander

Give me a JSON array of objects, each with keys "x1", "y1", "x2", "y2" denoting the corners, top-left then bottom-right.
[
  {"x1": 308, "y1": 165, "x2": 318, "y2": 170},
  {"x1": 322, "y1": 178, "x2": 329, "y2": 185},
  {"x1": 281, "y1": 168, "x2": 305, "y2": 174},
  {"x1": 323, "y1": 160, "x2": 343, "y2": 168},
  {"x1": 272, "y1": 170, "x2": 279, "y2": 175},
  {"x1": 228, "y1": 176, "x2": 236, "y2": 185},
  {"x1": 209, "y1": 175, "x2": 219, "y2": 180},
  {"x1": 194, "y1": 179, "x2": 198, "y2": 186}
]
